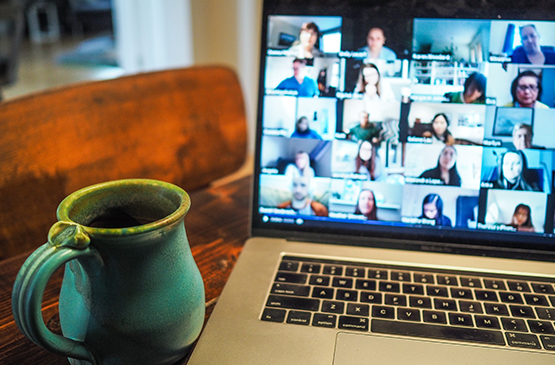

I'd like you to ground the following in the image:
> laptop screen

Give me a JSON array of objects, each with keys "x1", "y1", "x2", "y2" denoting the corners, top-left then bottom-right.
[{"x1": 252, "y1": 0, "x2": 555, "y2": 256}]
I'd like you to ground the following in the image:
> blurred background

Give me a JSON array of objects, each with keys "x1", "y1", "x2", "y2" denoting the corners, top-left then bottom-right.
[{"x1": 0, "y1": 0, "x2": 262, "y2": 151}]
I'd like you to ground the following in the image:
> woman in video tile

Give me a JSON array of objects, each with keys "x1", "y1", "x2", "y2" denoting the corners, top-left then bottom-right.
[
  {"x1": 285, "y1": 22, "x2": 323, "y2": 60},
  {"x1": 284, "y1": 151, "x2": 315, "y2": 179},
  {"x1": 355, "y1": 140, "x2": 381, "y2": 181},
  {"x1": 290, "y1": 116, "x2": 322, "y2": 139},
  {"x1": 419, "y1": 194, "x2": 452, "y2": 227},
  {"x1": 509, "y1": 203, "x2": 535, "y2": 232},
  {"x1": 354, "y1": 189, "x2": 378, "y2": 220},
  {"x1": 492, "y1": 150, "x2": 540, "y2": 191},
  {"x1": 510, "y1": 25, "x2": 555, "y2": 65},
  {"x1": 423, "y1": 113, "x2": 455, "y2": 145},
  {"x1": 419, "y1": 145, "x2": 462, "y2": 186},
  {"x1": 355, "y1": 63, "x2": 395, "y2": 102},
  {"x1": 504, "y1": 70, "x2": 548, "y2": 109},
  {"x1": 443, "y1": 72, "x2": 486, "y2": 104}
]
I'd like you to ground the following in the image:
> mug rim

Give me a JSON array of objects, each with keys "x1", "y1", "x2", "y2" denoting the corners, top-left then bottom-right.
[{"x1": 56, "y1": 179, "x2": 190, "y2": 236}]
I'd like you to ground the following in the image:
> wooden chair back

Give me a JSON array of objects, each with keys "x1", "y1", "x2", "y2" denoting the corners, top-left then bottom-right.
[{"x1": 0, "y1": 66, "x2": 247, "y2": 259}]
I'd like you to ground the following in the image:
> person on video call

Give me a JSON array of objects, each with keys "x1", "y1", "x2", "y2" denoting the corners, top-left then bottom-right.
[
  {"x1": 277, "y1": 176, "x2": 328, "y2": 216},
  {"x1": 284, "y1": 151, "x2": 315, "y2": 179},
  {"x1": 285, "y1": 22, "x2": 323, "y2": 59},
  {"x1": 510, "y1": 123, "x2": 534, "y2": 150},
  {"x1": 275, "y1": 58, "x2": 319, "y2": 97},
  {"x1": 492, "y1": 150, "x2": 539, "y2": 191},
  {"x1": 290, "y1": 116, "x2": 322, "y2": 139},
  {"x1": 422, "y1": 113, "x2": 455, "y2": 145},
  {"x1": 348, "y1": 111, "x2": 380, "y2": 143},
  {"x1": 356, "y1": 63, "x2": 395, "y2": 103},
  {"x1": 443, "y1": 72, "x2": 487, "y2": 104},
  {"x1": 354, "y1": 189, "x2": 378, "y2": 220},
  {"x1": 355, "y1": 140, "x2": 382, "y2": 181},
  {"x1": 358, "y1": 27, "x2": 397, "y2": 60},
  {"x1": 508, "y1": 204, "x2": 535, "y2": 232},
  {"x1": 504, "y1": 71, "x2": 548, "y2": 109},
  {"x1": 419, "y1": 194, "x2": 452, "y2": 227},
  {"x1": 511, "y1": 25, "x2": 555, "y2": 65},
  {"x1": 419, "y1": 145, "x2": 462, "y2": 186}
]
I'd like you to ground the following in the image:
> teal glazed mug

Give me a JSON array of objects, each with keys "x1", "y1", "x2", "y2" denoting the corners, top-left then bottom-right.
[{"x1": 12, "y1": 179, "x2": 205, "y2": 365}]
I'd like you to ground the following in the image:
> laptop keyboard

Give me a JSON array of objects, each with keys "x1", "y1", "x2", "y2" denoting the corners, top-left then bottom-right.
[{"x1": 260, "y1": 255, "x2": 555, "y2": 352}]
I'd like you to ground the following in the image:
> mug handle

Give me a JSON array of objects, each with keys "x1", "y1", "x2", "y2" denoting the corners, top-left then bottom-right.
[{"x1": 12, "y1": 222, "x2": 100, "y2": 364}]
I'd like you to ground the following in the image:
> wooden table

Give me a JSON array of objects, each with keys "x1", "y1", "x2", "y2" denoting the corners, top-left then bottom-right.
[{"x1": 0, "y1": 176, "x2": 252, "y2": 364}]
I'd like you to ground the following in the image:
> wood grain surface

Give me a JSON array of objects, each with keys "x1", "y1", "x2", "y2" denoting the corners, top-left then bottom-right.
[
  {"x1": 0, "y1": 175, "x2": 252, "y2": 364},
  {"x1": 0, "y1": 66, "x2": 247, "y2": 259}
]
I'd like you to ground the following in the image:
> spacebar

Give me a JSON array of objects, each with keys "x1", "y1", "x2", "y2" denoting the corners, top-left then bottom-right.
[{"x1": 372, "y1": 319, "x2": 506, "y2": 346}]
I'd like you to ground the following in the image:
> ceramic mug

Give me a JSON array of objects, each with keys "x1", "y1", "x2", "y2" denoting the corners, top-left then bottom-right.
[{"x1": 12, "y1": 179, "x2": 205, "y2": 365}]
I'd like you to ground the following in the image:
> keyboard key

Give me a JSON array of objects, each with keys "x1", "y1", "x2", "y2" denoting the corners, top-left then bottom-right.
[
  {"x1": 360, "y1": 291, "x2": 382, "y2": 304},
  {"x1": 459, "y1": 300, "x2": 483, "y2": 313},
  {"x1": 449, "y1": 313, "x2": 473, "y2": 327},
  {"x1": 524, "y1": 294, "x2": 549, "y2": 307},
  {"x1": 379, "y1": 281, "x2": 400, "y2": 292},
  {"x1": 475, "y1": 315, "x2": 500, "y2": 329},
  {"x1": 499, "y1": 292, "x2": 523, "y2": 304},
  {"x1": 309, "y1": 275, "x2": 330, "y2": 286},
  {"x1": 450, "y1": 288, "x2": 473, "y2": 299},
  {"x1": 286, "y1": 310, "x2": 311, "y2": 325},
  {"x1": 483, "y1": 279, "x2": 506, "y2": 290},
  {"x1": 271, "y1": 283, "x2": 310, "y2": 297},
  {"x1": 336, "y1": 289, "x2": 358, "y2": 301},
  {"x1": 266, "y1": 295, "x2": 320, "y2": 311},
  {"x1": 528, "y1": 320, "x2": 555, "y2": 334},
  {"x1": 356, "y1": 279, "x2": 376, "y2": 291},
  {"x1": 510, "y1": 305, "x2": 536, "y2": 318},
  {"x1": 275, "y1": 272, "x2": 307, "y2": 284},
  {"x1": 279, "y1": 261, "x2": 299, "y2": 272},
  {"x1": 414, "y1": 273, "x2": 434, "y2": 284},
  {"x1": 485, "y1": 303, "x2": 509, "y2": 316},
  {"x1": 372, "y1": 305, "x2": 395, "y2": 319},
  {"x1": 460, "y1": 277, "x2": 482, "y2": 288},
  {"x1": 390, "y1": 271, "x2": 411, "y2": 282},
  {"x1": 532, "y1": 283, "x2": 554, "y2": 294},
  {"x1": 501, "y1": 318, "x2": 528, "y2": 332},
  {"x1": 311, "y1": 286, "x2": 334, "y2": 299},
  {"x1": 323, "y1": 265, "x2": 343, "y2": 276},
  {"x1": 367, "y1": 269, "x2": 388, "y2": 280},
  {"x1": 437, "y1": 275, "x2": 458, "y2": 286},
  {"x1": 300, "y1": 263, "x2": 321, "y2": 274},
  {"x1": 550, "y1": 296, "x2": 555, "y2": 306},
  {"x1": 434, "y1": 298, "x2": 457, "y2": 311},
  {"x1": 475, "y1": 290, "x2": 498, "y2": 302},
  {"x1": 540, "y1": 335, "x2": 555, "y2": 351},
  {"x1": 339, "y1": 316, "x2": 369, "y2": 331},
  {"x1": 505, "y1": 332, "x2": 541, "y2": 349},
  {"x1": 409, "y1": 296, "x2": 432, "y2": 309},
  {"x1": 332, "y1": 277, "x2": 353, "y2": 288},
  {"x1": 398, "y1": 308, "x2": 421, "y2": 322},
  {"x1": 403, "y1": 283, "x2": 424, "y2": 295},
  {"x1": 423, "y1": 310, "x2": 447, "y2": 324},
  {"x1": 384, "y1": 294, "x2": 407, "y2": 306},
  {"x1": 372, "y1": 319, "x2": 505, "y2": 345},
  {"x1": 507, "y1": 281, "x2": 531, "y2": 292},
  {"x1": 345, "y1": 266, "x2": 365, "y2": 277},
  {"x1": 347, "y1": 303, "x2": 370, "y2": 317},
  {"x1": 312, "y1": 313, "x2": 337, "y2": 328},
  {"x1": 427, "y1": 286, "x2": 448, "y2": 297},
  {"x1": 536, "y1": 307, "x2": 555, "y2": 320},
  {"x1": 261, "y1": 308, "x2": 286, "y2": 323},
  {"x1": 321, "y1": 300, "x2": 344, "y2": 314}
]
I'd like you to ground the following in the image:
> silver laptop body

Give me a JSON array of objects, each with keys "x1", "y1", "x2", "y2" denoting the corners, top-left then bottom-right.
[{"x1": 189, "y1": 1, "x2": 555, "y2": 363}]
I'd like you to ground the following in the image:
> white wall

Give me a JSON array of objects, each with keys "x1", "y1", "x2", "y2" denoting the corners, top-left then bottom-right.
[{"x1": 113, "y1": 0, "x2": 263, "y2": 153}]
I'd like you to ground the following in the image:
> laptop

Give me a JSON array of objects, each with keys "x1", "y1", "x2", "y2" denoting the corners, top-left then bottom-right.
[{"x1": 188, "y1": 1, "x2": 555, "y2": 363}]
